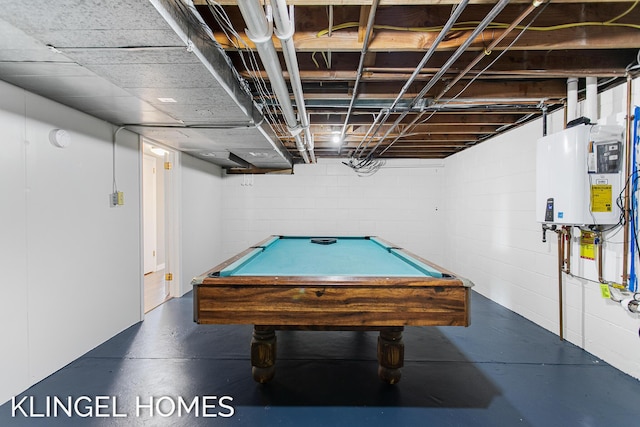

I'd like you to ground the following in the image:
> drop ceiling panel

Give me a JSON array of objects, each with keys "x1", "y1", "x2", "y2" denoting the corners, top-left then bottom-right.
[
  {"x1": 0, "y1": 0, "x2": 293, "y2": 170},
  {"x1": 79, "y1": 63, "x2": 226, "y2": 91},
  {"x1": 0, "y1": 18, "x2": 65, "y2": 62},
  {"x1": 0, "y1": 1, "x2": 182, "y2": 48}
]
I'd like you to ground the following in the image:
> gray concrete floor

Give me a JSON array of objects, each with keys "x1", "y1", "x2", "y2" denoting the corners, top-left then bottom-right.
[{"x1": 1, "y1": 291, "x2": 638, "y2": 426}]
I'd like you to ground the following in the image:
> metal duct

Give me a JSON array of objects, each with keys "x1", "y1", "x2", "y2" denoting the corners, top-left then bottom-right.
[{"x1": 237, "y1": 0, "x2": 310, "y2": 163}]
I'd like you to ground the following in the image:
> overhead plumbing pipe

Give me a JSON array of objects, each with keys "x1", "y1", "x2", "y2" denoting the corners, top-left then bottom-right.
[
  {"x1": 237, "y1": 0, "x2": 310, "y2": 163},
  {"x1": 271, "y1": 0, "x2": 315, "y2": 162},
  {"x1": 566, "y1": 77, "x2": 578, "y2": 124}
]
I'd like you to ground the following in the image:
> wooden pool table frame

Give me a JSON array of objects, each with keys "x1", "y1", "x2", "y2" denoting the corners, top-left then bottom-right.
[{"x1": 192, "y1": 236, "x2": 471, "y2": 384}]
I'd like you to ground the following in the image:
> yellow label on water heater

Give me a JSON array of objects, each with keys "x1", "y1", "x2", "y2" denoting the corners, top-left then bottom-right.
[
  {"x1": 590, "y1": 184, "x2": 613, "y2": 212},
  {"x1": 580, "y1": 232, "x2": 596, "y2": 260}
]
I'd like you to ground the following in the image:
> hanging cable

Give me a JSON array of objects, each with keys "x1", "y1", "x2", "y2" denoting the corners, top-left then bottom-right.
[
  {"x1": 316, "y1": 1, "x2": 640, "y2": 37},
  {"x1": 630, "y1": 106, "x2": 640, "y2": 292}
]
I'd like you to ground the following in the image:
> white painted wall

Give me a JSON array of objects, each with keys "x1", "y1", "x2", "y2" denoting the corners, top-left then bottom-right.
[
  {"x1": 444, "y1": 78, "x2": 640, "y2": 380},
  {"x1": 180, "y1": 154, "x2": 224, "y2": 296},
  {"x1": 3, "y1": 72, "x2": 638, "y2": 406},
  {"x1": 220, "y1": 158, "x2": 446, "y2": 265},
  {"x1": 0, "y1": 80, "x2": 142, "y2": 404}
]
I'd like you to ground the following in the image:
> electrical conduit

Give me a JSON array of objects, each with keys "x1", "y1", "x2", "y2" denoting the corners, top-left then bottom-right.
[
  {"x1": 339, "y1": 0, "x2": 380, "y2": 144},
  {"x1": 351, "y1": 0, "x2": 470, "y2": 161},
  {"x1": 434, "y1": 0, "x2": 546, "y2": 101},
  {"x1": 360, "y1": 0, "x2": 511, "y2": 160}
]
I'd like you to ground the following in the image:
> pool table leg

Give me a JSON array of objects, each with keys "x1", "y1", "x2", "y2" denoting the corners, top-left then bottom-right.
[
  {"x1": 377, "y1": 327, "x2": 404, "y2": 384},
  {"x1": 251, "y1": 326, "x2": 276, "y2": 383}
]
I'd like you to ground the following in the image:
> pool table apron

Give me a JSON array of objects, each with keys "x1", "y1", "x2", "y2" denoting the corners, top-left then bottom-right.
[{"x1": 193, "y1": 277, "x2": 469, "y2": 384}]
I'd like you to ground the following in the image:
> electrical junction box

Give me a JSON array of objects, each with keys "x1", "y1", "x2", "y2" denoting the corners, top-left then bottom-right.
[{"x1": 536, "y1": 124, "x2": 624, "y2": 225}]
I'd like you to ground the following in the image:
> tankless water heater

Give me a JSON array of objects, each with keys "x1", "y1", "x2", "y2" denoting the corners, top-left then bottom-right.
[{"x1": 536, "y1": 124, "x2": 624, "y2": 225}]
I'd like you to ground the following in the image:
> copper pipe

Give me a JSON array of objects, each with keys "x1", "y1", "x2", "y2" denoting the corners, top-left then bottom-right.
[
  {"x1": 622, "y1": 75, "x2": 634, "y2": 286},
  {"x1": 560, "y1": 226, "x2": 566, "y2": 270},
  {"x1": 598, "y1": 231, "x2": 605, "y2": 284},
  {"x1": 557, "y1": 230, "x2": 564, "y2": 341},
  {"x1": 564, "y1": 227, "x2": 572, "y2": 275}
]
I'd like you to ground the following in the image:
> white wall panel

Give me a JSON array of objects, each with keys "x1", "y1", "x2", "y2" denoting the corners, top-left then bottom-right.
[
  {"x1": 0, "y1": 80, "x2": 142, "y2": 404},
  {"x1": 180, "y1": 154, "x2": 223, "y2": 296},
  {"x1": 0, "y1": 82, "x2": 30, "y2": 405}
]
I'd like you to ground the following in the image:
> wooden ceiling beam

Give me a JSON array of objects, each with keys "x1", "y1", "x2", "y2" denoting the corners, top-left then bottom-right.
[
  {"x1": 196, "y1": 1, "x2": 635, "y2": 161},
  {"x1": 241, "y1": 65, "x2": 628, "y2": 82},
  {"x1": 213, "y1": 27, "x2": 640, "y2": 53},
  {"x1": 286, "y1": 133, "x2": 479, "y2": 142},
  {"x1": 298, "y1": 79, "x2": 567, "y2": 99},
  {"x1": 309, "y1": 113, "x2": 528, "y2": 125}
]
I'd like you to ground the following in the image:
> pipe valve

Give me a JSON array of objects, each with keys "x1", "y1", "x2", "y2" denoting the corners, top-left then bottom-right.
[{"x1": 541, "y1": 224, "x2": 556, "y2": 242}]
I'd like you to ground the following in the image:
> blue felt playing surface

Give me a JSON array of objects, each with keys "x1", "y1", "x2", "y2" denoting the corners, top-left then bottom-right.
[{"x1": 224, "y1": 237, "x2": 442, "y2": 277}]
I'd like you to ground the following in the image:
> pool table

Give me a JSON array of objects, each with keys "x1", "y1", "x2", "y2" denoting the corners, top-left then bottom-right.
[{"x1": 192, "y1": 236, "x2": 472, "y2": 384}]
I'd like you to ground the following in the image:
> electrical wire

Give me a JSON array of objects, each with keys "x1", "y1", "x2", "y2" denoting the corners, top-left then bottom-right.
[
  {"x1": 112, "y1": 126, "x2": 125, "y2": 195},
  {"x1": 374, "y1": 0, "x2": 549, "y2": 159},
  {"x1": 158, "y1": 0, "x2": 292, "y2": 143},
  {"x1": 348, "y1": 0, "x2": 510, "y2": 170},
  {"x1": 315, "y1": 1, "x2": 640, "y2": 37},
  {"x1": 629, "y1": 108, "x2": 640, "y2": 291},
  {"x1": 205, "y1": 0, "x2": 290, "y2": 138}
]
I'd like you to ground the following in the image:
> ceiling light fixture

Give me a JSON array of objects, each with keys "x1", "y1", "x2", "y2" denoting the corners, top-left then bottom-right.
[{"x1": 150, "y1": 146, "x2": 168, "y2": 156}]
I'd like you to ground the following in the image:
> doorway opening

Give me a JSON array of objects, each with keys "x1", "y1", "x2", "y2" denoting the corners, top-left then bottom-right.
[{"x1": 142, "y1": 141, "x2": 175, "y2": 313}]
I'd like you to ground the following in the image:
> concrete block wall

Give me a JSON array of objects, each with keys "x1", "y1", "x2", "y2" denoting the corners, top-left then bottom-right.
[
  {"x1": 220, "y1": 159, "x2": 447, "y2": 267},
  {"x1": 443, "y1": 78, "x2": 640, "y2": 379}
]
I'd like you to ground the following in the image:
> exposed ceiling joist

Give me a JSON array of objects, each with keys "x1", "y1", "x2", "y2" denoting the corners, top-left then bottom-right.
[{"x1": 0, "y1": 0, "x2": 638, "y2": 169}]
